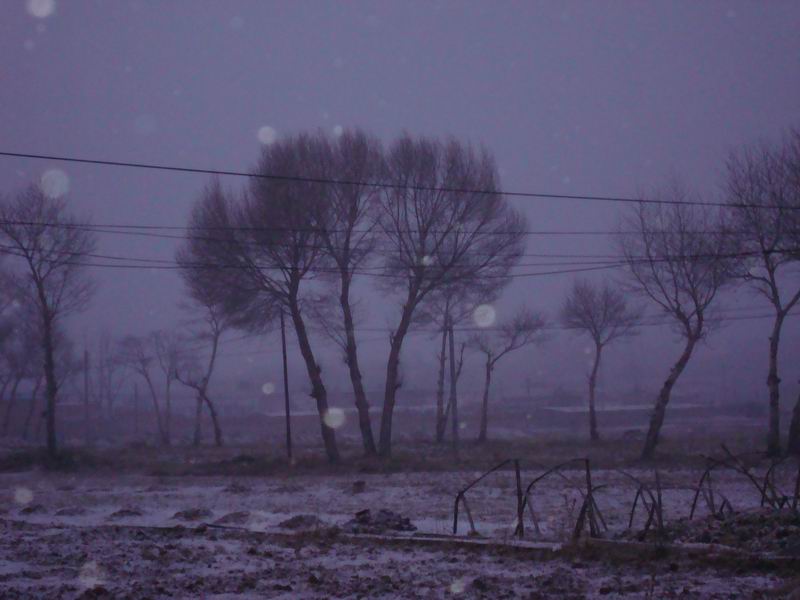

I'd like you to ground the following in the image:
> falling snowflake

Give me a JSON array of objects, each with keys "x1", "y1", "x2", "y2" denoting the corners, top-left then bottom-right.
[
  {"x1": 78, "y1": 561, "x2": 105, "y2": 589},
  {"x1": 257, "y1": 126, "x2": 278, "y2": 145},
  {"x1": 26, "y1": 0, "x2": 55, "y2": 19},
  {"x1": 323, "y1": 407, "x2": 346, "y2": 429},
  {"x1": 449, "y1": 578, "x2": 468, "y2": 594},
  {"x1": 261, "y1": 382, "x2": 275, "y2": 396},
  {"x1": 473, "y1": 304, "x2": 496, "y2": 328},
  {"x1": 332, "y1": 125, "x2": 344, "y2": 137},
  {"x1": 40, "y1": 169, "x2": 69, "y2": 199},
  {"x1": 14, "y1": 487, "x2": 34, "y2": 505}
]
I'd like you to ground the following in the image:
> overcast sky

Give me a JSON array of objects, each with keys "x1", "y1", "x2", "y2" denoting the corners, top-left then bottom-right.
[{"x1": 1, "y1": 1, "x2": 799, "y2": 408}]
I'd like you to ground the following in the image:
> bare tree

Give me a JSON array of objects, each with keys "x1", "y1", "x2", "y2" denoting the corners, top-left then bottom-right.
[
  {"x1": 619, "y1": 189, "x2": 734, "y2": 460},
  {"x1": 179, "y1": 134, "x2": 342, "y2": 462},
  {"x1": 93, "y1": 333, "x2": 126, "y2": 422},
  {"x1": 420, "y1": 280, "x2": 497, "y2": 443},
  {"x1": 1, "y1": 317, "x2": 39, "y2": 436},
  {"x1": 726, "y1": 137, "x2": 800, "y2": 455},
  {"x1": 311, "y1": 129, "x2": 384, "y2": 456},
  {"x1": 0, "y1": 265, "x2": 14, "y2": 348},
  {"x1": 468, "y1": 308, "x2": 546, "y2": 443},
  {"x1": 375, "y1": 134, "x2": 525, "y2": 456},
  {"x1": 119, "y1": 334, "x2": 169, "y2": 445},
  {"x1": 561, "y1": 280, "x2": 641, "y2": 441},
  {"x1": 151, "y1": 330, "x2": 181, "y2": 446},
  {"x1": 0, "y1": 186, "x2": 96, "y2": 458},
  {"x1": 173, "y1": 302, "x2": 228, "y2": 447},
  {"x1": 32, "y1": 333, "x2": 79, "y2": 442},
  {"x1": 781, "y1": 129, "x2": 800, "y2": 454}
]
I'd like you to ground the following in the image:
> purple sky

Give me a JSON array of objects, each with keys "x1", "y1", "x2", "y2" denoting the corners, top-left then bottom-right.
[{"x1": 1, "y1": 1, "x2": 799, "y2": 407}]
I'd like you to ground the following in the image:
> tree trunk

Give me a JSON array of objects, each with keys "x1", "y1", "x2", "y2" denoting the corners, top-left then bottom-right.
[
  {"x1": 164, "y1": 380, "x2": 172, "y2": 446},
  {"x1": 22, "y1": 376, "x2": 43, "y2": 440},
  {"x1": 766, "y1": 313, "x2": 785, "y2": 457},
  {"x1": 435, "y1": 326, "x2": 448, "y2": 443},
  {"x1": 2, "y1": 376, "x2": 21, "y2": 436},
  {"x1": 641, "y1": 336, "x2": 697, "y2": 460},
  {"x1": 192, "y1": 394, "x2": 203, "y2": 446},
  {"x1": 142, "y1": 374, "x2": 167, "y2": 445},
  {"x1": 0, "y1": 379, "x2": 9, "y2": 430},
  {"x1": 448, "y1": 321, "x2": 459, "y2": 455},
  {"x1": 378, "y1": 298, "x2": 416, "y2": 457},
  {"x1": 787, "y1": 386, "x2": 800, "y2": 455},
  {"x1": 339, "y1": 275, "x2": 377, "y2": 456},
  {"x1": 288, "y1": 294, "x2": 339, "y2": 463},
  {"x1": 41, "y1": 313, "x2": 59, "y2": 459},
  {"x1": 477, "y1": 358, "x2": 492, "y2": 443},
  {"x1": 203, "y1": 393, "x2": 223, "y2": 447},
  {"x1": 588, "y1": 342, "x2": 603, "y2": 442}
]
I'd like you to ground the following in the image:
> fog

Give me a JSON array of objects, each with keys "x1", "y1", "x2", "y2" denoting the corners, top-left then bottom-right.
[{"x1": 1, "y1": 0, "x2": 799, "y2": 413}]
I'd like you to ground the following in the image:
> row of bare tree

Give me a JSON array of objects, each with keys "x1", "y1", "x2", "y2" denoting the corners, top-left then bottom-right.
[
  {"x1": 175, "y1": 130, "x2": 526, "y2": 461},
  {"x1": 0, "y1": 128, "x2": 798, "y2": 461},
  {"x1": 559, "y1": 129, "x2": 800, "y2": 458}
]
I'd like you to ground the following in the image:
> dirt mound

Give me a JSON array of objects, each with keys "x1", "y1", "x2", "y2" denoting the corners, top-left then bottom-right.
[
  {"x1": 172, "y1": 507, "x2": 213, "y2": 521},
  {"x1": 625, "y1": 508, "x2": 800, "y2": 556},
  {"x1": 107, "y1": 508, "x2": 144, "y2": 520},
  {"x1": 215, "y1": 511, "x2": 251, "y2": 526},
  {"x1": 223, "y1": 481, "x2": 251, "y2": 494},
  {"x1": 342, "y1": 509, "x2": 416, "y2": 534},
  {"x1": 279, "y1": 514, "x2": 327, "y2": 530},
  {"x1": 55, "y1": 506, "x2": 87, "y2": 516}
]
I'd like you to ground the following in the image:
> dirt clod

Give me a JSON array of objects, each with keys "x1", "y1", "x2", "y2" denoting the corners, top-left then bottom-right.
[{"x1": 342, "y1": 509, "x2": 416, "y2": 534}]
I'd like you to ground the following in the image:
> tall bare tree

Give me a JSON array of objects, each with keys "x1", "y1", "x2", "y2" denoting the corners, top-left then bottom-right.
[
  {"x1": 311, "y1": 129, "x2": 383, "y2": 456},
  {"x1": 619, "y1": 189, "x2": 734, "y2": 460},
  {"x1": 726, "y1": 136, "x2": 800, "y2": 455},
  {"x1": 781, "y1": 129, "x2": 800, "y2": 454},
  {"x1": 375, "y1": 134, "x2": 525, "y2": 456},
  {"x1": 468, "y1": 308, "x2": 546, "y2": 443},
  {"x1": 0, "y1": 186, "x2": 96, "y2": 458},
  {"x1": 561, "y1": 280, "x2": 641, "y2": 441},
  {"x1": 180, "y1": 134, "x2": 342, "y2": 462}
]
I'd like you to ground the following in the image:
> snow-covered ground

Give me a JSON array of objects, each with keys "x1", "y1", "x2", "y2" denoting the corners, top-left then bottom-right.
[{"x1": 0, "y1": 466, "x2": 796, "y2": 597}]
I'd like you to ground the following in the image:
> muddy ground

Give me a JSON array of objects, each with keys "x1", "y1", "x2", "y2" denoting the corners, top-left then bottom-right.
[{"x1": 1, "y1": 463, "x2": 798, "y2": 598}]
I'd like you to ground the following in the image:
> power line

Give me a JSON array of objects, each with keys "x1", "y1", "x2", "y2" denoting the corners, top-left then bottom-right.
[
  {"x1": 1, "y1": 241, "x2": 791, "y2": 275},
  {"x1": 0, "y1": 245, "x2": 626, "y2": 279},
  {"x1": 0, "y1": 150, "x2": 792, "y2": 211},
  {"x1": 0, "y1": 217, "x2": 759, "y2": 239}
]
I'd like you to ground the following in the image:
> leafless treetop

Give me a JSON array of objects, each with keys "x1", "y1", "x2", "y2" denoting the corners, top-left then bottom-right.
[
  {"x1": 561, "y1": 279, "x2": 641, "y2": 346},
  {"x1": 619, "y1": 185, "x2": 735, "y2": 339}
]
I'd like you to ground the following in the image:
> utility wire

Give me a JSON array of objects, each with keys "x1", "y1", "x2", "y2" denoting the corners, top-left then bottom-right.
[
  {"x1": 0, "y1": 245, "x2": 626, "y2": 279},
  {"x1": 0, "y1": 150, "x2": 793, "y2": 211},
  {"x1": 0, "y1": 217, "x2": 764, "y2": 238},
  {"x1": 0, "y1": 243, "x2": 791, "y2": 278}
]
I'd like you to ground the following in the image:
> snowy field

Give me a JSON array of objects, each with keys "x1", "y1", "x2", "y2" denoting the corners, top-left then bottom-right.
[{"x1": 1, "y1": 466, "x2": 797, "y2": 598}]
